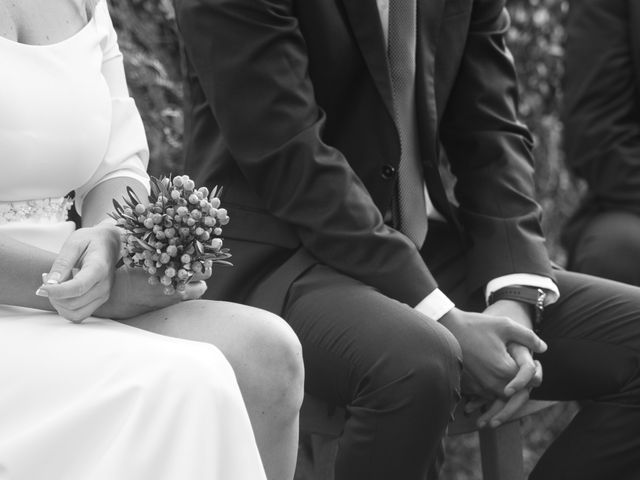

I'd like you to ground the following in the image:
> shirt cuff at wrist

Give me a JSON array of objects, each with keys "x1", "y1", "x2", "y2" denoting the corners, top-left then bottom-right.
[{"x1": 415, "y1": 288, "x2": 455, "y2": 322}]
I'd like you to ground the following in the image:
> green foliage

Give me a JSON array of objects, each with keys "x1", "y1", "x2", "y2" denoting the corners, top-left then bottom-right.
[
  {"x1": 509, "y1": 0, "x2": 567, "y2": 118},
  {"x1": 109, "y1": 0, "x2": 183, "y2": 177},
  {"x1": 506, "y1": 0, "x2": 584, "y2": 262}
]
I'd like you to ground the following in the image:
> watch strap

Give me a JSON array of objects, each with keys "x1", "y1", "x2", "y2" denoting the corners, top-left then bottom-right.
[{"x1": 488, "y1": 286, "x2": 546, "y2": 328}]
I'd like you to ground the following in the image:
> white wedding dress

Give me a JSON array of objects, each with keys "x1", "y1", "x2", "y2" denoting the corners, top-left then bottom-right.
[{"x1": 0, "y1": 2, "x2": 267, "y2": 479}]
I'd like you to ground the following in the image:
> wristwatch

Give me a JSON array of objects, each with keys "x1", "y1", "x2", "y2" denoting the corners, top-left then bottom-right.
[{"x1": 488, "y1": 286, "x2": 547, "y2": 330}]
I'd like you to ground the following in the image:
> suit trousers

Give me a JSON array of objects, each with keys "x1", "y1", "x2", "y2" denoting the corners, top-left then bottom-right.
[
  {"x1": 282, "y1": 220, "x2": 640, "y2": 480},
  {"x1": 567, "y1": 210, "x2": 640, "y2": 287}
]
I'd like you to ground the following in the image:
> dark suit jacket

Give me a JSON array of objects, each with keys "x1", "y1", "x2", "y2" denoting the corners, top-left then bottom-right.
[
  {"x1": 174, "y1": 0, "x2": 553, "y2": 314},
  {"x1": 562, "y1": 0, "x2": 640, "y2": 251}
]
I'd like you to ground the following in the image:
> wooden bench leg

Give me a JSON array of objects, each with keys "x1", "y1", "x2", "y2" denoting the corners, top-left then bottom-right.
[
  {"x1": 479, "y1": 421, "x2": 525, "y2": 480},
  {"x1": 296, "y1": 394, "x2": 551, "y2": 479}
]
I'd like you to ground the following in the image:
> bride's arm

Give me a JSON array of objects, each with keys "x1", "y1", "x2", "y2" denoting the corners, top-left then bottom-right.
[
  {"x1": 80, "y1": 177, "x2": 149, "y2": 227},
  {"x1": 74, "y1": 0, "x2": 151, "y2": 228},
  {"x1": 0, "y1": 234, "x2": 57, "y2": 311}
]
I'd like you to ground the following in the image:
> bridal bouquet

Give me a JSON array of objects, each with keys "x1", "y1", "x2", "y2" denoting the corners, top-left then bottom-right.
[{"x1": 110, "y1": 175, "x2": 232, "y2": 295}]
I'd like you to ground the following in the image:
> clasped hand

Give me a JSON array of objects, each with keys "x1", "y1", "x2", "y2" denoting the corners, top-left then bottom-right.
[
  {"x1": 36, "y1": 223, "x2": 208, "y2": 322},
  {"x1": 439, "y1": 300, "x2": 546, "y2": 428}
]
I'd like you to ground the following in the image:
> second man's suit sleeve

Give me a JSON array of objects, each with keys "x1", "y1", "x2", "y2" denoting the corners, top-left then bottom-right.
[{"x1": 439, "y1": 0, "x2": 554, "y2": 293}]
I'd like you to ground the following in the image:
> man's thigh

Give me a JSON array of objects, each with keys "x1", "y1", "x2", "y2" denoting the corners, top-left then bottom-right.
[
  {"x1": 282, "y1": 263, "x2": 461, "y2": 407},
  {"x1": 534, "y1": 269, "x2": 640, "y2": 402},
  {"x1": 570, "y1": 211, "x2": 640, "y2": 286}
]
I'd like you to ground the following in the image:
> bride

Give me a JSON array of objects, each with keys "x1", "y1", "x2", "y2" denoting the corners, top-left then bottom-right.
[{"x1": 0, "y1": 0, "x2": 303, "y2": 479}]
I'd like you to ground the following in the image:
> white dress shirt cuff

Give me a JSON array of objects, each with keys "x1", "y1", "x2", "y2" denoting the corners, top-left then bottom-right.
[
  {"x1": 415, "y1": 288, "x2": 455, "y2": 322},
  {"x1": 485, "y1": 274, "x2": 560, "y2": 306}
]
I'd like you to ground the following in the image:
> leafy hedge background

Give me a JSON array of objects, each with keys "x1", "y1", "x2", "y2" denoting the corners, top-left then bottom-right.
[{"x1": 110, "y1": 0, "x2": 582, "y2": 477}]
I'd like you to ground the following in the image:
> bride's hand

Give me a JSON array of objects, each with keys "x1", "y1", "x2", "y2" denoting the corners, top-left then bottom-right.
[
  {"x1": 45, "y1": 266, "x2": 207, "y2": 322},
  {"x1": 39, "y1": 223, "x2": 209, "y2": 322},
  {"x1": 93, "y1": 266, "x2": 208, "y2": 320},
  {"x1": 37, "y1": 223, "x2": 121, "y2": 321}
]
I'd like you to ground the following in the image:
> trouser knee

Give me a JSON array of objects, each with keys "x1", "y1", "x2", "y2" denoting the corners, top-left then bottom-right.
[{"x1": 359, "y1": 322, "x2": 462, "y2": 418}]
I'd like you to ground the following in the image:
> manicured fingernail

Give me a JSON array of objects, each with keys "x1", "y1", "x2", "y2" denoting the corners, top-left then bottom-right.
[
  {"x1": 46, "y1": 272, "x2": 61, "y2": 284},
  {"x1": 35, "y1": 287, "x2": 48, "y2": 297},
  {"x1": 41, "y1": 273, "x2": 48, "y2": 283},
  {"x1": 477, "y1": 420, "x2": 486, "y2": 428},
  {"x1": 504, "y1": 387, "x2": 514, "y2": 396},
  {"x1": 490, "y1": 419, "x2": 501, "y2": 428}
]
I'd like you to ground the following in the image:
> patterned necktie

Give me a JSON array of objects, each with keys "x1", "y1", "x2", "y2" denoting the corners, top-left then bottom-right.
[{"x1": 388, "y1": 0, "x2": 428, "y2": 247}]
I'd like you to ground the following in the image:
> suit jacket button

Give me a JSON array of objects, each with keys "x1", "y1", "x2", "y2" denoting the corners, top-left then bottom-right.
[{"x1": 381, "y1": 164, "x2": 396, "y2": 180}]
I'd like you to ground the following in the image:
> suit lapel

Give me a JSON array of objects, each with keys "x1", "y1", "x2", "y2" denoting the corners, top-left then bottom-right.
[
  {"x1": 416, "y1": 0, "x2": 446, "y2": 163},
  {"x1": 416, "y1": 0, "x2": 461, "y2": 225},
  {"x1": 340, "y1": 0, "x2": 395, "y2": 120},
  {"x1": 340, "y1": 0, "x2": 446, "y2": 156},
  {"x1": 340, "y1": 0, "x2": 448, "y2": 163}
]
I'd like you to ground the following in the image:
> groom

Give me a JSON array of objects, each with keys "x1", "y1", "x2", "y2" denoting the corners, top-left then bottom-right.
[{"x1": 174, "y1": 0, "x2": 640, "y2": 478}]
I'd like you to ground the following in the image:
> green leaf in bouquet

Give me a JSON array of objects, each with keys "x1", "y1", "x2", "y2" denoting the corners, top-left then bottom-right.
[
  {"x1": 194, "y1": 240, "x2": 205, "y2": 256},
  {"x1": 203, "y1": 251, "x2": 232, "y2": 261},
  {"x1": 149, "y1": 175, "x2": 170, "y2": 200},
  {"x1": 202, "y1": 253, "x2": 232, "y2": 265},
  {"x1": 111, "y1": 199, "x2": 125, "y2": 215},
  {"x1": 149, "y1": 175, "x2": 171, "y2": 202},
  {"x1": 203, "y1": 244, "x2": 226, "y2": 254},
  {"x1": 126, "y1": 186, "x2": 143, "y2": 207},
  {"x1": 209, "y1": 186, "x2": 222, "y2": 202},
  {"x1": 133, "y1": 237, "x2": 155, "y2": 251}
]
